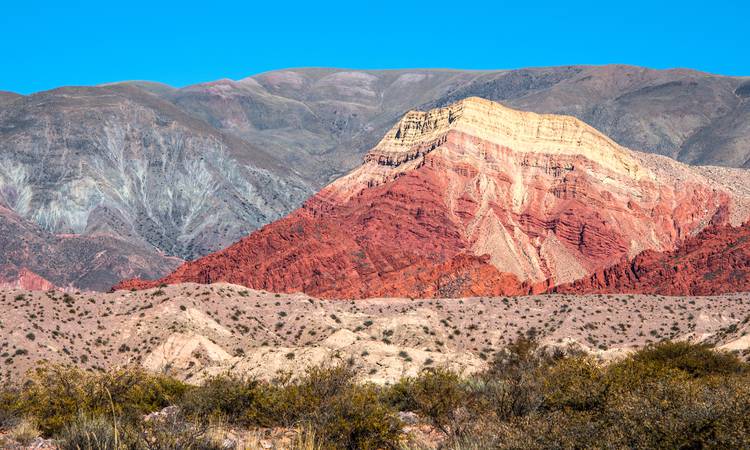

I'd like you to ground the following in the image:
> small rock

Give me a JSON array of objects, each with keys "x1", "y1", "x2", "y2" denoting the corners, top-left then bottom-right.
[{"x1": 399, "y1": 411, "x2": 419, "y2": 424}]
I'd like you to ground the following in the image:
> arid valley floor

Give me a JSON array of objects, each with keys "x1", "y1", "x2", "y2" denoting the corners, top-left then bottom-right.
[{"x1": 3, "y1": 283, "x2": 750, "y2": 385}]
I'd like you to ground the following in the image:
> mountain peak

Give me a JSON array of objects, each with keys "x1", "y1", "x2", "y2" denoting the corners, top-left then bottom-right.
[{"x1": 364, "y1": 97, "x2": 645, "y2": 181}]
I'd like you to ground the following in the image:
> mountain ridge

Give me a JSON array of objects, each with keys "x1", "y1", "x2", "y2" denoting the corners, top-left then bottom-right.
[
  {"x1": 115, "y1": 97, "x2": 750, "y2": 297},
  {"x1": 3, "y1": 65, "x2": 750, "y2": 291}
]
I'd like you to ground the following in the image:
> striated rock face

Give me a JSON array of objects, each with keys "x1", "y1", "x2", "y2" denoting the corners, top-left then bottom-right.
[
  {"x1": 0, "y1": 265, "x2": 55, "y2": 291},
  {"x1": 115, "y1": 98, "x2": 750, "y2": 298},
  {"x1": 554, "y1": 221, "x2": 750, "y2": 296},
  {"x1": 0, "y1": 85, "x2": 310, "y2": 290},
  {"x1": 0, "y1": 85, "x2": 310, "y2": 261}
]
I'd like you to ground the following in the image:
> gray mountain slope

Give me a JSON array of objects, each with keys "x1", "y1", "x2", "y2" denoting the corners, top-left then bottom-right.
[
  {"x1": 162, "y1": 65, "x2": 749, "y2": 188},
  {"x1": 0, "y1": 83, "x2": 311, "y2": 267}
]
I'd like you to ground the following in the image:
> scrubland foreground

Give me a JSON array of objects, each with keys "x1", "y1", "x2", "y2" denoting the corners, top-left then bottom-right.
[{"x1": 1, "y1": 340, "x2": 750, "y2": 449}]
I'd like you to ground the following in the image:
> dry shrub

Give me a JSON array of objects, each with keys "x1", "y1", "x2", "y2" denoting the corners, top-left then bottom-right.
[
  {"x1": 17, "y1": 364, "x2": 187, "y2": 436},
  {"x1": 9, "y1": 418, "x2": 41, "y2": 446},
  {"x1": 181, "y1": 364, "x2": 403, "y2": 449}
]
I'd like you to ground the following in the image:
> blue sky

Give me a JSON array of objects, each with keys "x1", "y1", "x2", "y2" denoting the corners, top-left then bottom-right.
[{"x1": 2, "y1": 0, "x2": 748, "y2": 94}]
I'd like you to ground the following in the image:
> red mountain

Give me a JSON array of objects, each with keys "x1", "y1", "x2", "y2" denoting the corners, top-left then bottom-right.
[{"x1": 115, "y1": 98, "x2": 750, "y2": 298}]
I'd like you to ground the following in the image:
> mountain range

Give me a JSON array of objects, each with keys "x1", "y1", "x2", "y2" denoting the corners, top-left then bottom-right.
[
  {"x1": 116, "y1": 97, "x2": 750, "y2": 297},
  {"x1": 2, "y1": 65, "x2": 750, "y2": 291}
]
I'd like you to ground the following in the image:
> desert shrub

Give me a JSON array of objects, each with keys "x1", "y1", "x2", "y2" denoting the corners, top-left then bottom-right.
[
  {"x1": 540, "y1": 356, "x2": 607, "y2": 412},
  {"x1": 58, "y1": 415, "x2": 138, "y2": 450},
  {"x1": 0, "y1": 386, "x2": 21, "y2": 429},
  {"x1": 474, "y1": 410, "x2": 608, "y2": 450},
  {"x1": 486, "y1": 337, "x2": 555, "y2": 378},
  {"x1": 58, "y1": 413, "x2": 224, "y2": 450},
  {"x1": 179, "y1": 374, "x2": 262, "y2": 425},
  {"x1": 181, "y1": 364, "x2": 403, "y2": 449},
  {"x1": 139, "y1": 409, "x2": 226, "y2": 450},
  {"x1": 629, "y1": 340, "x2": 746, "y2": 377},
  {"x1": 260, "y1": 365, "x2": 402, "y2": 449},
  {"x1": 473, "y1": 337, "x2": 557, "y2": 421},
  {"x1": 460, "y1": 341, "x2": 750, "y2": 449},
  {"x1": 10, "y1": 341, "x2": 749, "y2": 449},
  {"x1": 314, "y1": 383, "x2": 402, "y2": 449},
  {"x1": 8, "y1": 418, "x2": 41, "y2": 446},
  {"x1": 601, "y1": 373, "x2": 750, "y2": 449},
  {"x1": 18, "y1": 364, "x2": 187, "y2": 436},
  {"x1": 385, "y1": 368, "x2": 468, "y2": 437},
  {"x1": 247, "y1": 364, "x2": 360, "y2": 427}
]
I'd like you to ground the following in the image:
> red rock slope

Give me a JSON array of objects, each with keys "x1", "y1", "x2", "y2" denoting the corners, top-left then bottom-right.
[
  {"x1": 115, "y1": 97, "x2": 750, "y2": 298},
  {"x1": 554, "y1": 220, "x2": 750, "y2": 296},
  {"x1": 0, "y1": 265, "x2": 56, "y2": 291}
]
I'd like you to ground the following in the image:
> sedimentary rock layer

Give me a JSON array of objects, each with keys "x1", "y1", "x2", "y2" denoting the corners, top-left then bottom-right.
[{"x1": 555, "y1": 221, "x2": 750, "y2": 296}]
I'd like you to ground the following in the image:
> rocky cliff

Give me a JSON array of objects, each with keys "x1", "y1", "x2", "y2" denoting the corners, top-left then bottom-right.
[{"x1": 115, "y1": 98, "x2": 750, "y2": 298}]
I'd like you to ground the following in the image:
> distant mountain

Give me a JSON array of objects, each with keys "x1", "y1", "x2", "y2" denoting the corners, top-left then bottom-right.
[
  {"x1": 2, "y1": 65, "x2": 750, "y2": 290},
  {"x1": 0, "y1": 204, "x2": 180, "y2": 291},
  {"x1": 0, "y1": 84, "x2": 310, "y2": 288},
  {"x1": 158, "y1": 66, "x2": 750, "y2": 187},
  {"x1": 115, "y1": 98, "x2": 750, "y2": 297}
]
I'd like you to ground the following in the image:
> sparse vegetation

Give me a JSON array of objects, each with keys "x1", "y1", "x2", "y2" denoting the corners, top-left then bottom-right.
[{"x1": 1, "y1": 341, "x2": 749, "y2": 448}]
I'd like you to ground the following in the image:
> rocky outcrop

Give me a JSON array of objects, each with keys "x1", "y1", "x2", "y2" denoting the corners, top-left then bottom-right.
[
  {"x1": 0, "y1": 265, "x2": 55, "y2": 291},
  {"x1": 116, "y1": 98, "x2": 750, "y2": 298},
  {"x1": 554, "y1": 221, "x2": 750, "y2": 296}
]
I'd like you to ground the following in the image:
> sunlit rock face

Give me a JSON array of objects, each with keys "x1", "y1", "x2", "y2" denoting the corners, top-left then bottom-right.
[
  {"x1": 116, "y1": 98, "x2": 750, "y2": 298},
  {"x1": 555, "y1": 221, "x2": 750, "y2": 296}
]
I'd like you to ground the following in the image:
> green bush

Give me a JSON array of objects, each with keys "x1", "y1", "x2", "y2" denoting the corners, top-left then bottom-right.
[
  {"x1": 384, "y1": 368, "x2": 467, "y2": 437},
  {"x1": 17, "y1": 364, "x2": 187, "y2": 436},
  {"x1": 630, "y1": 341, "x2": 747, "y2": 377}
]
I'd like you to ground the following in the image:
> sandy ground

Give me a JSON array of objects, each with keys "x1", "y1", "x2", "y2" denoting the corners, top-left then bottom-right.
[{"x1": 2, "y1": 283, "x2": 750, "y2": 384}]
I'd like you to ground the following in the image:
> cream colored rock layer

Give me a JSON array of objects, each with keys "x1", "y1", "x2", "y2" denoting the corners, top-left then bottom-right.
[{"x1": 370, "y1": 97, "x2": 646, "y2": 180}]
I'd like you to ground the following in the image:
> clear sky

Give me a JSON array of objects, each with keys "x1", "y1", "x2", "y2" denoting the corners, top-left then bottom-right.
[{"x1": 2, "y1": 0, "x2": 748, "y2": 94}]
